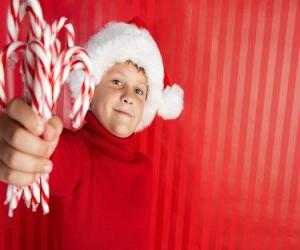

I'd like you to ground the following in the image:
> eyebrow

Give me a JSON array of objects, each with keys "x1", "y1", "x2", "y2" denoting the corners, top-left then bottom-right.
[
  {"x1": 138, "y1": 80, "x2": 148, "y2": 87},
  {"x1": 114, "y1": 71, "x2": 125, "y2": 77}
]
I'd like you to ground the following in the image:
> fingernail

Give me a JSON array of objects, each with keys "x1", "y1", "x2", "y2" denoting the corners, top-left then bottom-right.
[{"x1": 43, "y1": 163, "x2": 53, "y2": 173}]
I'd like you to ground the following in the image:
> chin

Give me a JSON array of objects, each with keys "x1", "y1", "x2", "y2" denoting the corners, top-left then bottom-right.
[{"x1": 111, "y1": 124, "x2": 134, "y2": 138}]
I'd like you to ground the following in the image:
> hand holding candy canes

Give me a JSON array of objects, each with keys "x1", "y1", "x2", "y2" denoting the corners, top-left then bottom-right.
[
  {"x1": 0, "y1": 0, "x2": 95, "y2": 217},
  {"x1": 0, "y1": 99, "x2": 63, "y2": 214}
]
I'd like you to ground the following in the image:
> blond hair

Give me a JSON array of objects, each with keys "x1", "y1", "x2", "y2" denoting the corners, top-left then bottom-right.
[{"x1": 125, "y1": 59, "x2": 147, "y2": 76}]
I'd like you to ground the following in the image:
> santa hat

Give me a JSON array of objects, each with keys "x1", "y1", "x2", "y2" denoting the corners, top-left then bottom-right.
[{"x1": 69, "y1": 16, "x2": 184, "y2": 132}]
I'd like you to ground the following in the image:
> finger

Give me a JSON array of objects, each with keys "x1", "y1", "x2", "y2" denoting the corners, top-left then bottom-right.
[
  {"x1": 0, "y1": 160, "x2": 40, "y2": 187},
  {"x1": 0, "y1": 139, "x2": 53, "y2": 174},
  {"x1": 43, "y1": 116, "x2": 63, "y2": 142},
  {"x1": 0, "y1": 117, "x2": 52, "y2": 158},
  {"x1": 42, "y1": 116, "x2": 64, "y2": 156},
  {"x1": 6, "y1": 97, "x2": 45, "y2": 136}
]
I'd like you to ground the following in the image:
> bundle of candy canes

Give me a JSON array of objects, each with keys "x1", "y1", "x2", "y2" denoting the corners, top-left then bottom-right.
[{"x1": 0, "y1": 0, "x2": 95, "y2": 217}]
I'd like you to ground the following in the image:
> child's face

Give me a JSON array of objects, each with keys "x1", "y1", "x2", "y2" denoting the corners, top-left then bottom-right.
[{"x1": 90, "y1": 62, "x2": 148, "y2": 138}]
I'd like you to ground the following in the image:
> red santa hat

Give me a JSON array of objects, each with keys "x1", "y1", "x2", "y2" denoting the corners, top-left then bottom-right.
[{"x1": 69, "y1": 16, "x2": 184, "y2": 132}]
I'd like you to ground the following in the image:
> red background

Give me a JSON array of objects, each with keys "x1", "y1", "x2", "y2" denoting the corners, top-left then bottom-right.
[{"x1": 0, "y1": 0, "x2": 300, "y2": 249}]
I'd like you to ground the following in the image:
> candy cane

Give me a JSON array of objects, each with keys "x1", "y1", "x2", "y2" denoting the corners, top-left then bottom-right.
[
  {"x1": 0, "y1": 42, "x2": 27, "y2": 217},
  {"x1": 51, "y1": 49, "x2": 94, "y2": 131},
  {"x1": 1, "y1": 0, "x2": 95, "y2": 217},
  {"x1": 4, "y1": 0, "x2": 46, "y2": 215},
  {"x1": 0, "y1": 40, "x2": 44, "y2": 217},
  {"x1": 23, "y1": 38, "x2": 52, "y2": 213}
]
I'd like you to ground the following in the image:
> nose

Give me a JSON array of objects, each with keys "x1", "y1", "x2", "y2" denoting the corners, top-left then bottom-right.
[{"x1": 120, "y1": 91, "x2": 134, "y2": 105}]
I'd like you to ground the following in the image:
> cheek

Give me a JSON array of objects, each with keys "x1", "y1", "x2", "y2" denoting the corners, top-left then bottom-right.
[
  {"x1": 134, "y1": 99, "x2": 146, "y2": 121},
  {"x1": 91, "y1": 92, "x2": 114, "y2": 120},
  {"x1": 93, "y1": 89, "x2": 117, "y2": 108}
]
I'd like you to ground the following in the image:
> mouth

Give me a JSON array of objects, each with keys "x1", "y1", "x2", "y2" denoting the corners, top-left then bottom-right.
[{"x1": 113, "y1": 109, "x2": 133, "y2": 117}]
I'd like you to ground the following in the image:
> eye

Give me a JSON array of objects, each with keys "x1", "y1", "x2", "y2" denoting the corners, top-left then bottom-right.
[
  {"x1": 111, "y1": 79, "x2": 123, "y2": 87},
  {"x1": 135, "y1": 88, "x2": 144, "y2": 95}
]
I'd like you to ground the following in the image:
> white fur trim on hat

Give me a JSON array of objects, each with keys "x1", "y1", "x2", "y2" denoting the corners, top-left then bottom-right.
[{"x1": 68, "y1": 21, "x2": 184, "y2": 132}]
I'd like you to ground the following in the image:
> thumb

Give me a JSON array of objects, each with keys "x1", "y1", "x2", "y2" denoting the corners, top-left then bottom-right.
[
  {"x1": 43, "y1": 115, "x2": 63, "y2": 142},
  {"x1": 44, "y1": 116, "x2": 64, "y2": 157}
]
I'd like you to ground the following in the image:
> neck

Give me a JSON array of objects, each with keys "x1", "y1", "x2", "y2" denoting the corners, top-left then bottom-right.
[{"x1": 79, "y1": 111, "x2": 139, "y2": 161}]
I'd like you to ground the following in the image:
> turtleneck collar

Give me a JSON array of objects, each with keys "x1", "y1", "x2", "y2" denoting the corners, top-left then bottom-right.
[{"x1": 79, "y1": 111, "x2": 139, "y2": 161}]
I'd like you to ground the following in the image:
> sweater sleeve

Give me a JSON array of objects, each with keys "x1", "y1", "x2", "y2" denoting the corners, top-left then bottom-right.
[{"x1": 49, "y1": 128, "x2": 90, "y2": 197}]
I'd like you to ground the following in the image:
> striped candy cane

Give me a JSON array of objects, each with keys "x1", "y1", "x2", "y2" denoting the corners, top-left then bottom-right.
[
  {"x1": 52, "y1": 47, "x2": 94, "y2": 128},
  {"x1": 1, "y1": 0, "x2": 95, "y2": 217},
  {"x1": 3, "y1": 0, "x2": 48, "y2": 216},
  {"x1": 0, "y1": 42, "x2": 27, "y2": 217},
  {"x1": 3, "y1": 0, "x2": 46, "y2": 215}
]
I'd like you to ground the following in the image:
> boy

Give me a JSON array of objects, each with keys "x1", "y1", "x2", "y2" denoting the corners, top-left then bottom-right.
[{"x1": 0, "y1": 17, "x2": 184, "y2": 249}]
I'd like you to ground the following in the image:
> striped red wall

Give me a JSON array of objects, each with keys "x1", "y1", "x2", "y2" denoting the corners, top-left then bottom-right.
[{"x1": 0, "y1": 0, "x2": 299, "y2": 249}]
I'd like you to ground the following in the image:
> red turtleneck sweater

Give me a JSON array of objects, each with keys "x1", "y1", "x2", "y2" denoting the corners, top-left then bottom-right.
[{"x1": 47, "y1": 111, "x2": 153, "y2": 250}]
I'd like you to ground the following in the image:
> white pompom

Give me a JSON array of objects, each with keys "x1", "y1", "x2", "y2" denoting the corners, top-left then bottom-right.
[{"x1": 157, "y1": 84, "x2": 184, "y2": 120}]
